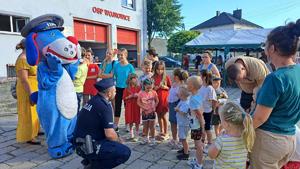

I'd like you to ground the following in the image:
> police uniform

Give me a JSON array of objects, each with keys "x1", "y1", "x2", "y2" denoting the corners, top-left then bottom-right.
[{"x1": 74, "y1": 78, "x2": 131, "y2": 169}]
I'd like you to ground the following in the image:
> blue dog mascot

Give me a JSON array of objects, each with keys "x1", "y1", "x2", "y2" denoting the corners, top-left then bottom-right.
[{"x1": 21, "y1": 14, "x2": 80, "y2": 158}]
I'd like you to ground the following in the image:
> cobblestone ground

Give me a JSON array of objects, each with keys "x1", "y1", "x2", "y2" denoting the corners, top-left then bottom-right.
[{"x1": 0, "y1": 70, "x2": 241, "y2": 169}]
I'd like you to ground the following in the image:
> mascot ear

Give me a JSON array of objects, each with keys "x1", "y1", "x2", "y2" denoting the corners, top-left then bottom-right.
[
  {"x1": 67, "y1": 36, "x2": 81, "y2": 58},
  {"x1": 26, "y1": 32, "x2": 40, "y2": 66}
]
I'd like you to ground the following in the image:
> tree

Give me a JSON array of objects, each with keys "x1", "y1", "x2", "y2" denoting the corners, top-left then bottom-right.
[
  {"x1": 147, "y1": 0, "x2": 183, "y2": 49},
  {"x1": 167, "y1": 30, "x2": 200, "y2": 53}
]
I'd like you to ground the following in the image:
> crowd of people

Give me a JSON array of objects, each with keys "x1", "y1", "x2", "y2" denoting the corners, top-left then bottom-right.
[{"x1": 13, "y1": 19, "x2": 300, "y2": 169}]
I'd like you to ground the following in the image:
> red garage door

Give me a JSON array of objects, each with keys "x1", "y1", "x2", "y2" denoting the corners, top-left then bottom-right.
[
  {"x1": 74, "y1": 21, "x2": 107, "y2": 43},
  {"x1": 117, "y1": 28, "x2": 137, "y2": 45}
]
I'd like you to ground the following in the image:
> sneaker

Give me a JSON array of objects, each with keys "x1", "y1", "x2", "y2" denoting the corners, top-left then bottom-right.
[
  {"x1": 173, "y1": 141, "x2": 182, "y2": 149},
  {"x1": 203, "y1": 144, "x2": 211, "y2": 154},
  {"x1": 168, "y1": 139, "x2": 175, "y2": 147},
  {"x1": 177, "y1": 148, "x2": 184, "y2": 154},
  {"x1": 190, "y1": 163, "x2": 203, "y2": 169},
  {"x1": 149, "y1": 138, "x2": 156, "y2": 146},
  {"x1": 140, "y1": 137, "x2": 149, "y2": 145},
  {"x1": 187, "y1": 158, "x2": 197, "y2": 166},
  {"x1": 177, "y1": 153, "x2": 189, "y2": 160},
  {"x1": 125, "y1": 125, "x2": 130, "y2": 132}
]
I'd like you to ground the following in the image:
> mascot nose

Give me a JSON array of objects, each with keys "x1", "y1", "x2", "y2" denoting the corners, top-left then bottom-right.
[
  {"x1": 67, "y1": 36, "x2": 79, "y2": 45},
  {"x1": 64, "y1": 45, "x2": 75, "y2": 56}
]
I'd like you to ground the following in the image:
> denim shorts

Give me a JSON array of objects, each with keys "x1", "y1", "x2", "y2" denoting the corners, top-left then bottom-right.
[
  {"x1": 168, "y1": 101, "x2": 179, "y2": 124},
  {"x1": 178, "y1": 126, "x2": 190, "y2": 140}
]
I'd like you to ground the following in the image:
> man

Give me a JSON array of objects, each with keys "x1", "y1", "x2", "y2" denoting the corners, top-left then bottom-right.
[
  {"x1": 146, "y1": 47, "x2": 159, "y2": 70},
  {"x1": 225, "y1": 56, "x2": 269, "y2": 113},
  {"x1": 74, "y1": 78, "x2": 131, "y2": 169}
]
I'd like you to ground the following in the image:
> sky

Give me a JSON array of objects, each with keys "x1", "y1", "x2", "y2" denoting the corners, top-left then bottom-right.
[{"x1": 178, "y1": 0, "x2": 300, "y2": 30}]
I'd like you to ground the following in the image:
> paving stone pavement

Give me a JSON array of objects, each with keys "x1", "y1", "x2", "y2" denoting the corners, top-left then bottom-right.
[{"x1": 0, "y1": 70, "x2": 241, "y2": 169}]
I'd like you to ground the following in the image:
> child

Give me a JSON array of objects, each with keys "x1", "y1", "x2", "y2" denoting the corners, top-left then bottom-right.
[
  {"x1": 139, "y1": 59, "x2": 153, "y2": 136},
  {"x1": 186, "y1": 76, "x2": 205, "y2": 169},
  {"x1": 123, "y1": 73, "x2": 141, "y2": 141},
  {"x1": 139, "y1": 59, "x2": 153, "y2": 86},
  {"x1": 281, "y1": 126, "x2": 300, "y2": 169},
  {"x1": 153, "y1": 61, "x2": 172, "y2": 141},
  {"x1": 198, "y1": 70, "x2": 217, "y2": 148},
  {"x1": 208, "y1": 102, "x2": 255, "y2": 169},
  {"x1": 168, "y1": 68, "x2": 189, "y2": 148},
  {"x1": 211, "y1": 76, "x2": 228, "y2": 137},
  {"x1": 137, "y1": 78, "x2": 159, "y2": 145},
  {"x1": 175, "y1": 86, "x2": 191, "y2": 160}
]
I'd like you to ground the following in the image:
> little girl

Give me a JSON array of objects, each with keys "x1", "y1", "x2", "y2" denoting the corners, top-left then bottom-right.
[
  {"x1": 198, "y1": 70, "x2": 217, "y2": 149},
  {"x1": 208, "y1": 102, "x2": 255, "y2": 169},
  {"x1": 123, "y1": 73, "x2": 141, "y2": 141},
  {"x1": 168, "y1": 68, "x2": 189, "y2": 148},
  {"x1": 137, "y1": 78, "x2": 159, "y2": 145},
  {"x1": 153, "y1": 61, "x2": 172, "y2": 141}
]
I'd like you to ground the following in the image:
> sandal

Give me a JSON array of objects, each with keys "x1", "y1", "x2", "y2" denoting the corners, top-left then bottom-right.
[
  {"x1": 27, "y1": 140, "x2": 41, "y2": 145},
  {"x1": 38, "y1": 132, "x2": 45, "y2": 136}
]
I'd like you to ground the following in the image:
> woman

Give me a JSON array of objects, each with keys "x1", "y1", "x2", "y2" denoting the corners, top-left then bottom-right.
[
  {"x1": 250, "y1": 19, "x2": 300, "y2": 168},
  {"x1": 15, "y1": 39, "x2": 40, "y2": 144},
  {"x1": 198, "y1": 51, "x2": 220, "y2": 78},
  {"x1": 146, "y1": 47, "x2": 159, "y2": 71},
  {"x1": 83, "y1": 48, "x2": 99, "y2": 105},
  {"x1": 113, "y1": 48, "x2": 135, "y2": 131},
  {"x1": 99, "y1": 49, "x2": 117, "y2": 80}
]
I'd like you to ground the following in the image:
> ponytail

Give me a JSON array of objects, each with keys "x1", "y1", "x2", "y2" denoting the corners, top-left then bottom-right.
[{"x1": 242, "y1": 113, "x2": 255, "y2": 152}]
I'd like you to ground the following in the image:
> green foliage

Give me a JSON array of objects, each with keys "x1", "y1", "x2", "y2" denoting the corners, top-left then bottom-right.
[
  {"x1": 167, "y1": 30, "x2": 200, "y2": 53},
  {"x1": 147, "y1": 0, "x2": 183, "y2": 48}
]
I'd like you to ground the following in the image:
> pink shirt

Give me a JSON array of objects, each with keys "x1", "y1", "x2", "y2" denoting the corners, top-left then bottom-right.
[{"x1": 138, "y1": 90, "x2": 157, "y2": 114}]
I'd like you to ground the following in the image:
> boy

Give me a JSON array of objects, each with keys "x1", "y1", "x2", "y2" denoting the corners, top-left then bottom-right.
[
  {"x1": 211, "y1": 76, "x2": 228, "y2": 137},
  {"x1": 186, "y1": 76, "x2": 205, "y2": 169},
  {"x1": 175, "y1": 86, "x2": 191, "y2": 160}
]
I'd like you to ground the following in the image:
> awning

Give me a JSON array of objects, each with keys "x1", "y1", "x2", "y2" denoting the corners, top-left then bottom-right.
[{"x1": 185, "y1": 28, "x2": 273, "y2": 50}]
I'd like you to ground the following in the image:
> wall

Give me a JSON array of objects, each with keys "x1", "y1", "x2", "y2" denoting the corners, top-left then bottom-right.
[
  {"x1": 0, "y1": 0, "x2": 147, "y2": 77},
  {"x1": 150, "y1": 38, "x2": 168, "y2": 56}
]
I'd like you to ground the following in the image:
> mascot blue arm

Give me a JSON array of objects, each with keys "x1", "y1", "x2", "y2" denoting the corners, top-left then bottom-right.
[{"x1": 21, "y1": 14, "x2": 80, "y2": 159}]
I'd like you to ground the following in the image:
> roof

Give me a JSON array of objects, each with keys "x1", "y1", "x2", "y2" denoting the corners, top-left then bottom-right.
[
  {"x1": 190, "y1": 12, "x2": 263, "y2": 30},
  {"x1": 185, "y1": 28, "x2": 272, "y2": 49}
]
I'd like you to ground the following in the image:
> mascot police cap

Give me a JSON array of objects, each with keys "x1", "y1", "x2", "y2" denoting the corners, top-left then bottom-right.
[{"x1": 21, "y1": 14, "x2": 64, "y2": 37}]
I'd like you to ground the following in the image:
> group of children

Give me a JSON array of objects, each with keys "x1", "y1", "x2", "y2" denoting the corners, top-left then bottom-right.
[
  {"x1": 121, "y1": 59, "x2": 256, "y2": 169},
  {"x1": 77, "y1": 48, "x2": 299, "y2": 168}
]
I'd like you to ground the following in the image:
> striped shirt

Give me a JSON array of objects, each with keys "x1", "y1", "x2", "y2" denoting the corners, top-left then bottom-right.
[{"x1": 214, "y1": 134, "x2": 248, "y2": 169}]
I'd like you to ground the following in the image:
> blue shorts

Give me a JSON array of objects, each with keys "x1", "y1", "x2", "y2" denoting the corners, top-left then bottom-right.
[
  {"x1": 178, "y1": 126, "x2": 190, "y2": 140},
  {"x1": 169, "y1": 101, "x2": 179, "y2": 124}
]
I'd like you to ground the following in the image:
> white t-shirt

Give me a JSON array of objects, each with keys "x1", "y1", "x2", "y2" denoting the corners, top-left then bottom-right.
[
  {"x1": 189, "y1": 93, "x2": 203, "y2": 129},
  {"x1": 168, "y1": 84, "x2": 180, "y2": 103},
  {"x1": 176, "y1": 100, "x2": 189, "y2": 126},
  {"x1": 290, "y1": 126, "x2": 300, "y2": 161},
  {"x1": 198, "y1": 85, "x2": 217, "y2": 113}
]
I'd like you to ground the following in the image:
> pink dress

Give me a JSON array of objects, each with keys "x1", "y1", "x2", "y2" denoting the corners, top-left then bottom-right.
[{"x1": 138, "y1": 90, "x2": 158, "y2": 114}]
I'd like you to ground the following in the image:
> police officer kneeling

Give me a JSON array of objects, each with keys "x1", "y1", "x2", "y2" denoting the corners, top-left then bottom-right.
[{"x1": 74, "y1": 78, "x2": 131, "y2": 169}]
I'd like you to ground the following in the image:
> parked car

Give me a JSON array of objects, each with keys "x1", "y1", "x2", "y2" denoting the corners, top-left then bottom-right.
[{"x1": 159, "y1": 56, "x2": 181, "y2": 67}]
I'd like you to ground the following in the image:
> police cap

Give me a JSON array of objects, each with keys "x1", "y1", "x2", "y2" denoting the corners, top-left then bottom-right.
[
  {"x1": 94, "y1": 78, "x2": 115, "y2": 92},
  {"x1": 21, "y1": 14, "x2": 64, "y2": 37}
]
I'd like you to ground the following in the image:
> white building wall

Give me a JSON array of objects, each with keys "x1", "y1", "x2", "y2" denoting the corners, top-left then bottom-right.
[{"x1": 0, "y1": 0, "x2": 147, "y2": 77}]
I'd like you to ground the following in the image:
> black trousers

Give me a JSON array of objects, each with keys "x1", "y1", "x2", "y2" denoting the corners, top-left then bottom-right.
[
  {"x1": 240, "y1": 90, "x2": 253, "y2": 111},
  {"x1": 114, "y1": 87, "x2": 125, "y2": 118},
  {"x1": 78, "y1": 139, "x2": 131, "y2": 169}
]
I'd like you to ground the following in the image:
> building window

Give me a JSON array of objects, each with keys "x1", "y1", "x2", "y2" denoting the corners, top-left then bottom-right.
[
  {"x1": 122, "y1": 0, "x2": 135, "y2": 10},
  {"x1": 0, "y1": 14, "x2": 29, "y2": 33}
]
